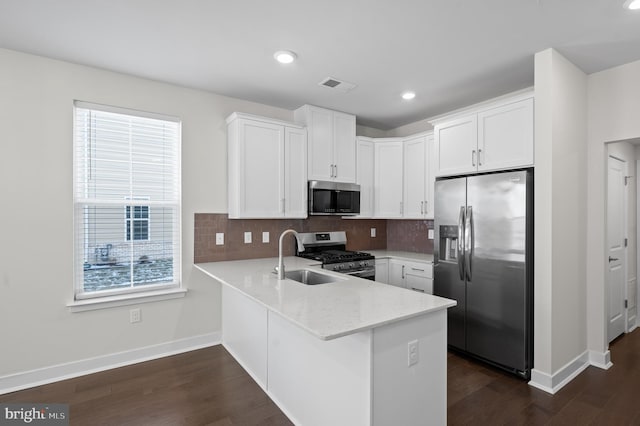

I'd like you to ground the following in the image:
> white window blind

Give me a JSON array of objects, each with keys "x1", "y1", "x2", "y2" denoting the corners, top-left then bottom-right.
[{"x1": 73, "y1": 102, "x2": 181, "y2": 299}]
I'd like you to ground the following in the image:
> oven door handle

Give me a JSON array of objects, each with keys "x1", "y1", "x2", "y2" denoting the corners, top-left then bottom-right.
[{"x1": 341, "y1": 269, "x2": 375, "y2": 276}]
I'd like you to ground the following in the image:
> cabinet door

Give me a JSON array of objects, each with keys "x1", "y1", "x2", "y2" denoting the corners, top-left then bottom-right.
[
  {"x1": 284, "y1": 127, "x2": 308, "y2": 218},
  {"x1": 388, "y1": 259, "x2": 405, "y2": 288},
  {"x1": 375, "y1": 259, "x2": 389, "y2": 284},
  {"x1": 403, "y1": 135, "x2": 427, "y2": 218},
  {"x1": 333, "y1": 111, "x2": 356, "y2": 183},
  {"x1": 307, "y1": 106, "x2": 334, "y2": 181},
  {"x1": 425, "y1": 134, "x2": 435, "y2": 219},
  {"x1": 235, "y1": 119, "x2": 283, "y2": 218},
  {"x1": 477, "y1": 98, "x2": 534, "y2": 171},
  {"x1": 356, "y1": 138, "x2": 375, "y2": 217},
  {"x1": 374, "y1": 141, "x2": 403, "y2": 218},
  {"x1": 434, "y1": 114, "x2": 477, "y2": 177}
]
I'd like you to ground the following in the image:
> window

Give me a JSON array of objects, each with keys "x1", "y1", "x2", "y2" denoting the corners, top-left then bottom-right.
[
  {"x1": 125, "y1": 204, "x2": 149, "y2": 241},
  {"x1": 73, "y1": 102, "x2": 181, "y2": 300}
]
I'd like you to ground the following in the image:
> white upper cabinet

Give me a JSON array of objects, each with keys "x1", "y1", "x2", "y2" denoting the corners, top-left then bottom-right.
[
  {"x1": 432, "y1": 92, "x2": 534, "y2": 177},
  {"x1": 434, "y1": 114, "x2": 478, "y2": 176},
  {"x1": 227, "y1": 113, "x2": 307, "y2": 219},
  {"x1": 403, "y1": 134, "x2": 428, "y2": 219},
  {"x1": 371, "y1": 132, "x2": 434, "y2": 219},
  {"x1": 374, "y1": 139, "x2": 404, "y2": 218},
  {"x1": 356, "y1": 137, "x2": 375, "y2": 218},
  {"x1": 294, "y1": 105, "x2": 356, "y2": 183},
  {"x1": 477, "y1": 98, "x2": 534, "y2": 171}
]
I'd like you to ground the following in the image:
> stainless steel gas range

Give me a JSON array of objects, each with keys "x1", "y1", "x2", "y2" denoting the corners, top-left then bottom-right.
[{"x1": 296, "y1": 231, "x2": 375, "y2": 280}]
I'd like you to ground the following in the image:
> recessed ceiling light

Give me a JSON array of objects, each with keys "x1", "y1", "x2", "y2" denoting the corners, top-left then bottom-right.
[
  {"x1": 623, "y1": 0, "x2": 640, "y2": 9},
  {"x1": 402, "y1": 92, "x2": 416, "y2": 100},
  {"x1": 274, "y1": 50, "x2": 297, "y2": 64}
]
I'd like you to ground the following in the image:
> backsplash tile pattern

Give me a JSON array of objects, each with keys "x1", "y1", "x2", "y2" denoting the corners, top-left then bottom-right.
[
  {"x1": 386, "y1": 219, "x2": 434, "y2": 253},
  {"x1": 194, "y1": 214, "x2": 388, "y2": 263}
]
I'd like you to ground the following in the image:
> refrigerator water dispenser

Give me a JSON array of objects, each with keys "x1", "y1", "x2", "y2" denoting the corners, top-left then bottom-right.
[{"x1": 439, "y1": 225, "x2": 459, "y2": 261}]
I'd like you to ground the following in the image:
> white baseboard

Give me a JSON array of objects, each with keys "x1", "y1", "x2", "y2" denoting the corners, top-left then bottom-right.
[
  {"x1": 528, "y1": 350, "x2": 590, "y2": 394},
  {"x1": 0, "y1": 332, "x2": 221, "y2": 395},
  {"x1": 588, "y1": 349, "x2": 612, "y2": 370}
]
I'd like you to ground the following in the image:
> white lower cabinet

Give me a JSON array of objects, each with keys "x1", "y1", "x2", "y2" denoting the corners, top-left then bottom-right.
[
  {"x1": 387, "y1": 259, "x2": 433, "y2": 294},
  {"x1": 221, "y1": 282, "x2": 447, "y2": 425},
  {"x1": 374, "y1": 258, "x2": 389, "y2": 284}
]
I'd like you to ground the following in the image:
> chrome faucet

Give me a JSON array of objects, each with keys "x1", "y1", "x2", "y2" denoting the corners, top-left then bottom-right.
[{"x1": 275, "y1": 229, "x2": 305, "y2": 279}]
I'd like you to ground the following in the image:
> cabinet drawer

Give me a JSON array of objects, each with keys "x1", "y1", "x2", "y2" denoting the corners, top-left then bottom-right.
[
  {"x1": 407, "y1": 278, "x2": 433, "y2": 294},
  {"x1": 403, "y1": 261, "x2": 432, "y2": 278}
]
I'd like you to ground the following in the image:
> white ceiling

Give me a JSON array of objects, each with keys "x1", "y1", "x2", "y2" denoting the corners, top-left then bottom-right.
[{"x1": 1, "y1": 0, "x2": 639, "y2": 130}]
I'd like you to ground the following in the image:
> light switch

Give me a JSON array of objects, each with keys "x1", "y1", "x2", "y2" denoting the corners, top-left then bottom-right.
[
  {"x1": 262, "y1": 231, "x2": 270, "y2": 243},
  {"x1": 371, "y1": 228, "x2": 376, "y2": 238},
  {"x1": 216, "y1": 233, "x2": 224, "y2": 245},
  {"x1": 428, "y1": 229, "x2": 434, "y2": 240},
  {"x1": 244, "y1": 232, "x2": 252, "y2": 244}
]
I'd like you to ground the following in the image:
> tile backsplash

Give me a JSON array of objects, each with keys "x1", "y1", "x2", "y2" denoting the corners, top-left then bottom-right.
[
  {"x1": 194, "y1": 214, "x2": 386, "y2": 263},
  {"x1": 387, "y1": 219, "x2": 434, "y2": 253}
]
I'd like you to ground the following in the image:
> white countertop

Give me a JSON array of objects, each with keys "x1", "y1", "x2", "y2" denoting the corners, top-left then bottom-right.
[
  {"x1": 369, "y1": 250, "x2": 433, "y2": 263},
  {"x1": 195, "y1": 256, "x2": 454, "y2": 341}
]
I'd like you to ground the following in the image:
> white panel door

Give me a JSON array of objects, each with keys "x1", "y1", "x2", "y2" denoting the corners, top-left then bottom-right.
[
  {"x1": 434, "y1": 114, "x2": 477, "y2": 176},
  {"x1": 356, "y1": 138, "x2": 375, "y2": 217},
  {"x1": 333, "y1": 111, "x2": 357, "y2": 183},
  {"x1": 307, "y1": 106, "x2": 334, "y2": 181},
  {"x1": 477, "y1": 98, "x2": 534, "y2": 172},
  {"x1": 284, "y1": 127, "x2": 307, "y2": 218},
  {"x1": 403, "y1": 135, "x2": 427, "y2": 218},
  {"x1": 374, "y1": 141, "x2": 403, "y2": 218},
  {"x1": 237, "y1": 119, "x2": 283, "y2": 217},
  {"x1": 607, "y1": 156, "x2": 626, "y2": 342}
]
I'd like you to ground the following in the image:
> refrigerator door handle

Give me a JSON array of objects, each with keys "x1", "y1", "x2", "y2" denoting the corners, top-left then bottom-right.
[
  {"x1": 465, "y1": 206, "x2": 473, "y2": 281},
  {"x1": 458, "y1": 206, "x2": 465, "y2": 280}
]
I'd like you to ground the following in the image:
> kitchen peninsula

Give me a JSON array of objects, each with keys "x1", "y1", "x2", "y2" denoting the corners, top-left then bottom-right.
[{"x1": 195, "y1": 256, "x2": 455, "y2": 426}]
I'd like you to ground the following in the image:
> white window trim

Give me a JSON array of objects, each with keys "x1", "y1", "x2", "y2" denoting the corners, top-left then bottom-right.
[{"x1": 68, "y1": 287, "x2": 187, "y2": 313}]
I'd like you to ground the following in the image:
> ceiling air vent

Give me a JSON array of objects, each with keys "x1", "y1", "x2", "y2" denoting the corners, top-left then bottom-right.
[{"x1": 318, "y1": 77, "x2": 357, "y2": 93}]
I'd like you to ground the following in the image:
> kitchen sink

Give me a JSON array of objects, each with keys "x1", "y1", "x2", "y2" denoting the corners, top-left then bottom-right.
[{"x1": 284, "y1": 269, "x2": 343, "y2": 285}]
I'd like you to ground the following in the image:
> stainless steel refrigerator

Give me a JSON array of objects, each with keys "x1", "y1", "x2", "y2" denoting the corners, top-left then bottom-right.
[{"x1": 433, "y1": 169, "x2": 533, "y2": 379}]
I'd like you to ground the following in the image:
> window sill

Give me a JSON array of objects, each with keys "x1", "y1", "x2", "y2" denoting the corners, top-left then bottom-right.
[{"x1": 67, "y1": 288, "x2": 187, "y2": 312}]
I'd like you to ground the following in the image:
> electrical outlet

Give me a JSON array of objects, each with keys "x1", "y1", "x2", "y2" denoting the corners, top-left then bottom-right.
[
  {"x1": 408, "y1": 340, "x2": 419, "y2": 366},
  {"x1": 244, "y1": 231, "x2": 252, "y2": 244},
  {"x1": 130, "y1": 308, "x2": 141, "y2": 324},
  {"x1": 216, "y1": 232, "x2": 224, "y2": 245},
  {"x1": 262, "y1": 231, "x2": 270, "y2": 243},
  {"x1": 371, "y1": 228, "x2": 376, "y2": 238},
  {"x1": 428, "y1": 229, "x2": 434, "y2": 240}
]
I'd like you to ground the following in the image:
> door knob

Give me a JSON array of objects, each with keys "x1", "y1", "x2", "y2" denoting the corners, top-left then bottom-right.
[{"x1": 609, "y1": 256, "x2": 619, "y2": 262}]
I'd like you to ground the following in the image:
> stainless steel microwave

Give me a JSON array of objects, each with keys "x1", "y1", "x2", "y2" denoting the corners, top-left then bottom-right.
[{"x1": 308, "y1": 180, "x2": 360, "y2": 215}]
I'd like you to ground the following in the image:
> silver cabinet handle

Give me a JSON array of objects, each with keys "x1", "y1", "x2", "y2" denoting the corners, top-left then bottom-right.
[
  {"x1": 334, "y1": 164, "x2": 337, "y2": 178},
  {"x1": 411, "y1": 288, "x2": 425, "y2": 293},
  {"x1": 478, "y1": 149, "x2": 483, "y2": 166},
  {"x1": 420, "y1": 201, "x2": 424, "y2": 215},
  {"x1": 472, "y1": 150, "x2": 476, "y2": 167},
  {"x1": 609, "y1": 256, "x2": 619, "y2": 262},
  {"x1": 402, "y1": 264, "x2": 405, "y2": 279},
  {"x1": 411, "y1": 267, "x2": 425, "y2": 272},
  {"x1": 329, "y1": 164, "x2": 334, "y2": 178}
]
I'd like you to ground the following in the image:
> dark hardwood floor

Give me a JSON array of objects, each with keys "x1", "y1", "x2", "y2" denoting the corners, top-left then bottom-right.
[{"x1": 2, "y1": 329, "x2": 639, "y2": 425}]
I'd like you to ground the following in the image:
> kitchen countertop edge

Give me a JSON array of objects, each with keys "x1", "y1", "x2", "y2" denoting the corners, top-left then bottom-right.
[{"x1": 194, "y1": 257, "x2": 453, "y2": 341}]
